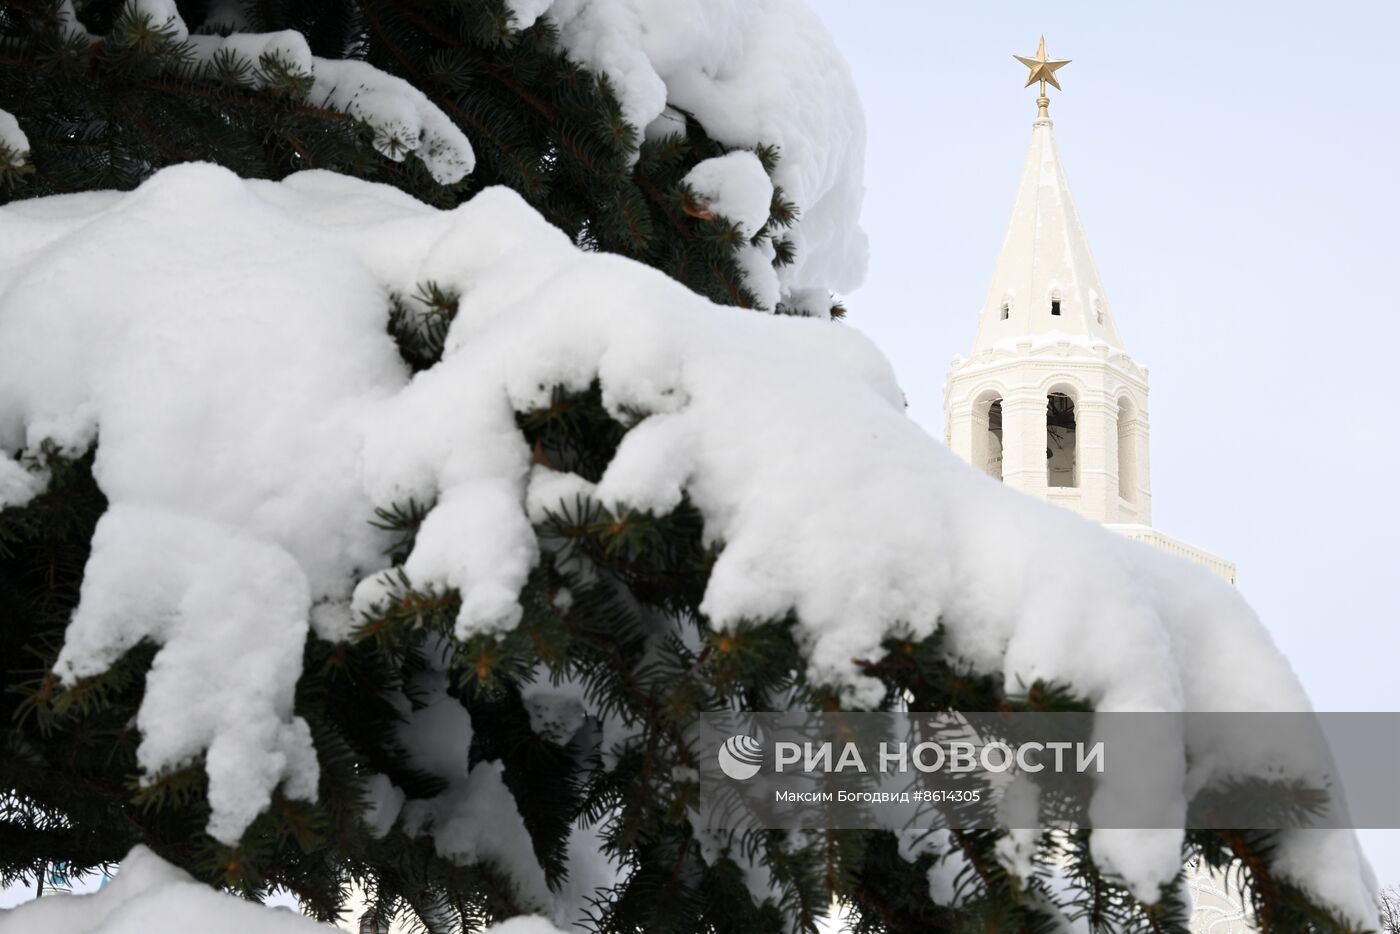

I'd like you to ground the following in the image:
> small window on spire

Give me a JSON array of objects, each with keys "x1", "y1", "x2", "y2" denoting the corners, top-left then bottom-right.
[
  {"x1": 1050, "y1": 299, "x2": 1062, "y2": 316},
  {"x1": 1001, "y1": 302, "x2": 1010, "y2": 320}
]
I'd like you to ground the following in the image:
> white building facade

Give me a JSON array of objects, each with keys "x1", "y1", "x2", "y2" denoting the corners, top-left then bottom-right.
[{"x1": 943, "y1": 82, "x2": 1235, "y2": 584}]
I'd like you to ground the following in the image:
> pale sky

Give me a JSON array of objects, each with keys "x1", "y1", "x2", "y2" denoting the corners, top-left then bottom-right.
[{"x1": 806, "y1": 0, "x2": 1400, "y2": 888}]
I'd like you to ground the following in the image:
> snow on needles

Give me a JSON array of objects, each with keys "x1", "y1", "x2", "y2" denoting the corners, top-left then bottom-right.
[
  {"x1": 683, "y1": 151, "x2": 774, "y2": 240},
  {"x1": 529, "y1": 0, "x2": 869, "y2": 301},
  {"x1": 0, "y1": 109, "x2": 29, "y2": 167},
  {"x1": 0, "y1": 845, "x2": 567, "y2": 934},
  {"x1": 86, "y1": 2, "x2": 475, "y2": 184},
  {"x1": 100, "y1": 0, "x2": 865, "y2": 294},
  {"x1": 0, "y1": 165, "x2": 1375, "y2": 926},
  {"x1": 310, "y1": 58, "x2": 476, "y2": 185},
  {"x1": 683, "y1": 151, "x2": 780, "y2": 305}
]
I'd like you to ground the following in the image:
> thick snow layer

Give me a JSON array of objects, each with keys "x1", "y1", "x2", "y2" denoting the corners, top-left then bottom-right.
[
  {"x1": 0, "y1": 109, "x2": 28, "y2": 166},
  {"x1": 0, "y1": 167, "x2": 405, "y2": 843},
  {"x1": 0, "y1": 165, "x2": 1375, "y2": 927},
  {"x1": 0, "y1": 846, "x2": 566, "y2": 934},
  {"x1": 537, "y1": 0, "x2": 868, "y2": 301},
  {"x1": 70, "y1": 506, "x2": 323, "y2": 844}
]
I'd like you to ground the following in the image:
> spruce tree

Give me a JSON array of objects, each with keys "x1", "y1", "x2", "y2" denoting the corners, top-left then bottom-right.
[{"x1": 0, "y1": 1, "x2": 1370, "y2": 932}]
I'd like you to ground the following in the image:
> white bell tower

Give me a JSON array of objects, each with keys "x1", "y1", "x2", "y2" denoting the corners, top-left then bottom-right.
[{"x1": 944, "y1": 39, "x2": 1235, "y2": 583}]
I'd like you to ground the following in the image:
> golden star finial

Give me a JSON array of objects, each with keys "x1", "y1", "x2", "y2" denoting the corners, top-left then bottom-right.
[{"x1": 1014, "y1": 36, "x2": 1071, "y2": 119}]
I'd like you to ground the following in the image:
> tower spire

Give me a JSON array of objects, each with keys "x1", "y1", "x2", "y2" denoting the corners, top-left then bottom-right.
[
  {"x1": 1014, "y1": 36, "x2": 1070, "y2": 121},
  {"x1": 967, "y1": 44, "x2": 1121, "y2": 356}
]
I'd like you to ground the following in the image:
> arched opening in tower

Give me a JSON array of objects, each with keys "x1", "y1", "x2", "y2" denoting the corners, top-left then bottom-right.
[
  {"x1": 982, "y1": 398, "x2": 1003, "y2": 480},
  {"x1": 1046, "y1": 392, "x2": 1077, "y2": 487}
]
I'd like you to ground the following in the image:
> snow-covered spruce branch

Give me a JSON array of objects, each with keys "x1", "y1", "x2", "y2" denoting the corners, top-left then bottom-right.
[
  {"x1": 50, "y1": 0, "x2": 475, "y2": 184},
  {"x1": 0, "y1": 165, "x2": 1378, "y2": 929}
]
